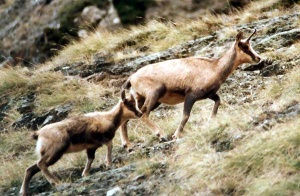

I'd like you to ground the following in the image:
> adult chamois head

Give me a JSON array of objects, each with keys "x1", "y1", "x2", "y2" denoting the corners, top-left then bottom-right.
[{"x1": 119, "y1": 29, "x2": 262, "y2": 148}]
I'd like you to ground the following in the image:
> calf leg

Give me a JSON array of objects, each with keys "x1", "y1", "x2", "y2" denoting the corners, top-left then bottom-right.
[
  {"x1": 106, "y1": 141, "x2": 113, "y2": 166},
  {"x1": 82, "y1": 148, "x2": 97, "y2": 177},
  {"x1": 20, "y1": 164, "x2": 40, "y2": 196},
  {"x1": 37, "y1": 143, "x2": 68, "y2": 186},
  {"x1": 37, "y1": 157, "x2": 60, "y2": 186},
  {"x1": 172, "y1": 93, "x2": 197, "y2": 139},
  {"x1": 209, "y1": 94, "x2": 220, "y2": 118}
]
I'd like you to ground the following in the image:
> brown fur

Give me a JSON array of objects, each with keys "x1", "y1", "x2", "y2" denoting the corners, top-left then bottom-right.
[
  {"x1": 20, "y1": 99, "x2": 141, "y2": 196},
  {"x1": 120, "y1": 30, "x2": 261, "y2": 146}
]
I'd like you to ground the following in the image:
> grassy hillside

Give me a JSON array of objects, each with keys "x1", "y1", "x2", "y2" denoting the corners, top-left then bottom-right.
[{"x1": 0, "y1": 0, "x2": 299, "y2": 195}]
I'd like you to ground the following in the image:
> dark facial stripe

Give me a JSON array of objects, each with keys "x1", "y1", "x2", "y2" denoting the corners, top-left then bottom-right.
[
  {"x1": 124, "y1": 100, "x2": 142, "y2": 117},
  {"x1": 238, "y1": 42, "x2": 256, "y2": 60}
]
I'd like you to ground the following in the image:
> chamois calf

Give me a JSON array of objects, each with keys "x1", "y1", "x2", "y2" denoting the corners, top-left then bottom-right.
[
  {"x1": 120, "y1": 30, "x2": 261, "y2": 146},
  {"x1": 20, "y1": 93, "x2": 142, "y2": 196}
]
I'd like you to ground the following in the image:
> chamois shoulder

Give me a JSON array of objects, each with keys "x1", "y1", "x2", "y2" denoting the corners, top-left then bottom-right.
[
  {"x1": 84, "y1": 112, "x2": 103, "y2": 117},
  {"x1": 192, "y1": 56, "x2": 218, "y2": 63}
]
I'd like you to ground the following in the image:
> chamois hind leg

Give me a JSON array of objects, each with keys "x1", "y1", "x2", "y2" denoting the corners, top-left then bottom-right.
[
  {"x1": 82, "y1": 148, "x2": 97, "y2": 177},
  {"x1": 209, "y1": 94, "x2": 220, "y2": 118},
  {"x1": 20, "y1": 164, "x2": 40, "y2": 196},
  {"x1": 37, "y1": 143, "x2": 68, "y2": 186},
  {"x1": 173, "y1": 93, "x2": 197, "y2": 139}
]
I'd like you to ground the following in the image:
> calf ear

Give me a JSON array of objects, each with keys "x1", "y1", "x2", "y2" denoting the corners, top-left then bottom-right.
[{"x1": 236, "y1": 31, "x2": 243, "y2": 42}]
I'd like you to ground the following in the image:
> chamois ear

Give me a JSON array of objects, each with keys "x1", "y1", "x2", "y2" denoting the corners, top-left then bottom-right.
[{"x1": 236, "y1": 31, "x2": 243, "y2": 42}]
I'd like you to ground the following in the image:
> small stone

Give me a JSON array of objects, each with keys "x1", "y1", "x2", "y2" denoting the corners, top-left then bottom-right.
[
  {"x1": 106, "y1": 186, "x2": 123, "y2": 196},
  {"x1": 133, "y1": 174, "x2": 146, "y2": 181},
  {"x1": 81, "y1": 6, "x2": 106, "y2": 25}
]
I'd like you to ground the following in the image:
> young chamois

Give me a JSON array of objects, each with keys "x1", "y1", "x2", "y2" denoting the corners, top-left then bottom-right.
[
  {"x1": 120, "y1": 30, "x2": 261, "y2": 147},
  {"x1": 20, "y1": 93, "x2": 142, "y2": 196}
]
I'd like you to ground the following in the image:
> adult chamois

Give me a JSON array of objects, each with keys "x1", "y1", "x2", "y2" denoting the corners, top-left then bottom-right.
[
  {"x1": 20, "y1": 93, "x2": 142, "y2": 196},
  {"x1": 120, "y1": 30, "x2": 261, "y2": 148}
]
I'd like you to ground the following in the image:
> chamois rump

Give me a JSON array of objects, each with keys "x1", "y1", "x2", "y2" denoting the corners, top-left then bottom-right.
[
  {"x1": 120, "y1": 30, "x2": 261, "y2": 147},
  {"x1": 20, "y1": 93, "x2": 142, "y2": 196}
]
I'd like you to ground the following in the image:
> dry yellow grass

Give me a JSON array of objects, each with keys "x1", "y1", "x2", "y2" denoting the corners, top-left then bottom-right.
[
  {"x1": 0, "y1": 0, "x2": 299, "y2": 194},
  {"x1": 160, "y1": 65, "x2": 300, "y2": 195},
  {"x1": 46, "y1": 0, "x2": 299, "y2": 69}
]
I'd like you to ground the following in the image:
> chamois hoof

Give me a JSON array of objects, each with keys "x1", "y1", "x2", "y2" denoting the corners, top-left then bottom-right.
[
  {"x1": 172, "y1": 133, "x2": 182, "y2": 140},
  {"x1": 81, "y1": 171, "x2": 89, "y2": 177},
  {"x1": 159, "y1": 136, "x2": 168, "y2": 143},
  {"x1": 106, "y1": 161, "x2": 112, "y2": 167},
  {"x1": 19, "y1": 190, "x2": 26, "y2": 196}
]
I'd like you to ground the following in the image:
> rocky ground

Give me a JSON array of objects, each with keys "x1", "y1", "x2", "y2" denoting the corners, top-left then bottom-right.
[
  {"x1": 0, "y1": 0, "x2": 245, "y2": 66},
  {"x1": 0, "y1": 1, "x2": 299, "y2": 195},
  {"x1": 5, "y1": 140, "x2": 176, "y2": 195}
]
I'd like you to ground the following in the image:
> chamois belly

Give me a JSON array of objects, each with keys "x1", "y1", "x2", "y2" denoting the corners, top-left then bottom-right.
[
  {"x1": 66, "y1": 143, "x2": 100, "y2": 153},
  {"x1": 159, "y1": 91, "x2": 185, "y2": 105}
]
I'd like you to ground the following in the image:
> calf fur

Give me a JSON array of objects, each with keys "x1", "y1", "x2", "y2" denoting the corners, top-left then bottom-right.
[{"x1": 20, "y1": 95, "x2": 141, "y2": 196}]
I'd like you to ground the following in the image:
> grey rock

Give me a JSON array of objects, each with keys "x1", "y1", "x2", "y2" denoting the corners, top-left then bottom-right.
[
  {"x1": 81, "y1": 6, "x2": 107, "y2": 25},
  {"x1": 106, "y1": 186, "x2": 123, "y2": 196},
  {"x1": 54, "y1": 13, "x2": 300, "y2": 78},
  {"x1": 0, "y1": 97, "x2": 11, "y2": 123},
  {"x1": 255, "y1": 28, "x2": 300, "y2": 53},
  {"x1": 133, "y1": 174, "x2": 146, "y2": 181},
  {"x1": 253, "y1": 102, "x2": 300, "y2": 131},
  {"x1": 13, "y1": 103, "x2": 72, "y2": 130},
  {"x1": 17, "y1": 93, "x2": 35, "y2": 114}
]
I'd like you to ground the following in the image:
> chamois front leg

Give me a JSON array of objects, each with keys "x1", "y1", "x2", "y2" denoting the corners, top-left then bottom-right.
[
  {"x1": 105, "y1": 141, "x2": 112, "y2": 167},
  {"x1": 120, "y1": 120, "x2": 132, "y2": 150},
  {"x1": 172, "y1": 94, "x2": 197, "y2": 139},
  {"x1": 209, "y1": 94, "x2": 220, "y2": 118},
  {"x1": 141, "y1": 114, "x2": 165, "y2": 139},
  {"x1": 82, "y1": 148, "x2": 97, "y2": 177}
]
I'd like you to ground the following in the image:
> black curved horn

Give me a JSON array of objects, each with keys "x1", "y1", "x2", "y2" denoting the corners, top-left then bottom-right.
[
  {"x1": 121, "y1": 89, "x2": 126, "y2": 102},
  {"x1": 246, "y1": 29, "x2": 256, "y2": 42}
]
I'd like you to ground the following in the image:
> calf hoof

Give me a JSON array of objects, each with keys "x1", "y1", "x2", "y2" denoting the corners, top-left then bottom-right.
[
  {"x1": 55, "y1": 183, "x2": 71, "y2": 191},
  {"x1": 156, "y1": 132, "x2": 161, "y2": 138},
  {"x1": 123, "y1": 143, "x2": 134, "y2": 152}
]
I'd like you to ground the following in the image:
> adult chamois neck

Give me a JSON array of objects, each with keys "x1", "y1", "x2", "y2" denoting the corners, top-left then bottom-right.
[{"x1": 216, "y1": 43, "x2": 240, "y2": 82}]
